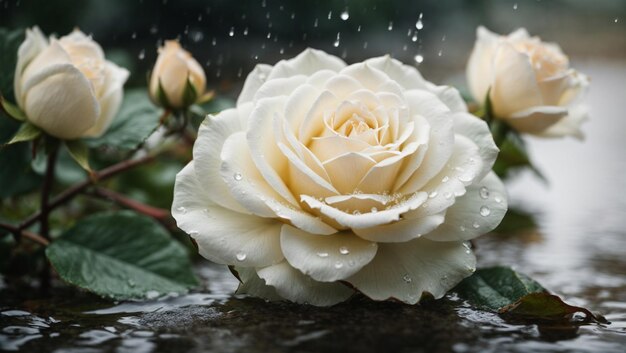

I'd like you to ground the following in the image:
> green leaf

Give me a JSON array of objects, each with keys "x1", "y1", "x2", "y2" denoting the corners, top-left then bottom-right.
[
  {"x1": 493, "y1": 208, "x2": 538, "y2": 234},
  {"x1": 156, "y1": 78, "x2": 172, "y2": 109},
  {"x1": 64, "y1": 140, "x2": 91, "y2": 173},
  {"x1": 493, "y1": 132, "x2": 546, "y2": 181},
  {"x1": 0, "y1": 28, "x2": 25, "y2": 103},
  {"x1": 7, "y1": 121, "x2": 41, "y2": 144},
  {"x1": 1, "y1": 97, "x2": 25, "y2": 121},
  {"x1": 85, "y1": 89, "x2": 160, "y2": 151},
  {"x1": 46, "y1": 211, "x2": 198, "y2": 300},
  {"x1": 500, "y1": 292, "x2": 607, "y2": 323},
  {"x1": 454, "y1": 266, "x2": 546, "y2": 311},
  {"x1": 0, "y1": 143, "x2": 42, "y2": 198}
]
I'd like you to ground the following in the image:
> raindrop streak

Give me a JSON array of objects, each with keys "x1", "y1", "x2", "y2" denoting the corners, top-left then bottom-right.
[
  {"x1": 314, "y1": 18, "x2": 319, "y2": 27},
  {"x1": 415, "y1": 13, "x2": 424, "y2": 30},
  {"x1": 339, "y1": 246, "x2": 350, "y2": 255},
  {"x1": 411, "y1": 33, "x2": 418, "y2": 42},
  {"x1": 228, "y1": 27, "x2": 234, "y2": 37},
  {"x1": 334, "y1": 33, "x2": 341, "y2": 47},
  {"x1": 328, "y1": 11, "x2": 332, "y2": 20},
  {"x1": 480, "y1": 206, "x2": 491, "y2": 217},
  {"x1": 233, "y1": 172, "x2": 243, "y2": 181},
  {"x1": 388, "y1": 21, "x2": 394, "y2": 31},
  {"x1": 513, "y1": 3, "x2": 518, "y2": 10},
  {"x1": 340, "y1": 9, "x2": 350, "y2": 21},
  {"x1": 414, "y1": 54, "x2": 424, "y2": 64},
  {"x1": 138, "y1": 49, "x2": 145, "y2": 60},
  {"x1": 236, "y1": 253, "x2": 247, "y2": 261},
  {"x1": 479, "y1": 186, "x2": 489, "y2": 199}
]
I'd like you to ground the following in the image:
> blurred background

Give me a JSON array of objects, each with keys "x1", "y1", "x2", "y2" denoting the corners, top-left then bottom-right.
[{"x1": 1, "y1": 1, "x2": 625, "y2": 351}]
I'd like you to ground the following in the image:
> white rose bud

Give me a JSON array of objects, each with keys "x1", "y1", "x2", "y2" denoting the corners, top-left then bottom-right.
[
  {"x1": 149, "y1": 40, "x2": 206, "y2": 110},
  {"x1": 467, "y1": 26, "x2": 589, "y2": 138},
  {"x1": 14, "y1": 27, "x2": 129, "y2": 140}
]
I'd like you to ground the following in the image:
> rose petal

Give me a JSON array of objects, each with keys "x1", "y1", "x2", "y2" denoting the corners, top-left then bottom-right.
[
  {"x1": 450, "y1": 112, "x2": 499, "y2": 181},
  {"x1": 267, "y1": 48, "x2": 346, "y2": 81},
  {"x1": 346, "y1": 238, "x2": 476, "y2": 304},
  {"x1": 425, "y1": 172, "x2": 508, "y2": 241},
  {"x1": 280, "y1": 225, "x2": 378, "y2": 282},
  {"x1": 322, "y1": 152, "x2": 376, "y2": 194},
  {"x1": 507, "y1": 106, "x2": 568, "y2": 134},
  {"x1": 83, "y1": 62, "x2": 129, "y2": 137},
  {"x1": 257, "y1": 261, "x2": 354, "y2": 306},
  {"x1": 15, "y1": 27, "x2": 48, "y2": 107},
  {"x1": 172, "y1": 162, "x2": 284, "y2": 267},
  {"x1": 193, "y1": 109, "x2": 249, "y2": 214},
  {"x1": 466, "y1": 26, "x2": 500, "y2": 105},
  {"x1": 234, "y1": 267, "x2": 283, "y2": 301},
  {"x1": 237, "y1": 63, "x2": 273, "y2": 106},
  {"x1": 539, "y1": 104, "x2": 588, "y2": 140}
]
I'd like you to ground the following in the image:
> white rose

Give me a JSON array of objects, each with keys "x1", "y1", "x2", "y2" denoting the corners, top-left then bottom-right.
[
  {"x1": 149, "y1": 40, "x2": 206, "y2": 109},
  {"x1": 14, "y1": 27, "x2": 129, "y2": 140},
  {"x1": 172, "y1": 49, "x2": 508, "y2": 306},
  {"x1": 467, "y1": 26, "x2": 589, "y2": 138}
]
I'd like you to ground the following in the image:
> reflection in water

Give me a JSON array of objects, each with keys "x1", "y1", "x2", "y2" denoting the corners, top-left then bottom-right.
[{"x1": 1, "y1": 62, "x2": 625, "y2": 353}]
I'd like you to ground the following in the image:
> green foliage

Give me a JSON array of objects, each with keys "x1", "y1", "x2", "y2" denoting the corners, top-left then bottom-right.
[
  {"x1": 500, "y1": 292, "x2": 607, "y2": 323},
  {"x1": 46, "y1": 211, "x2": 198, "y2": 300},
  {"x1": 7, "y1": 121, "x2": 41, "y2": 145},
  {"x1": 1, "y1": 97, "x2": 25, "y2": 121},
  {"x1": 64, "y1": 140, "x2": 92, "y2": 173},
  {"x1": 0, "y1": 28, "x2": 24, "y2": 103},
  {"x1": 85, "y1": 89, "x2": 161, "y2": 151},
  {"x1": 454, "y1": 266, "x2": 546, "y2": 311},
  {"x1": 0, "y1": 112, "x2": 41, "y2": 198}
]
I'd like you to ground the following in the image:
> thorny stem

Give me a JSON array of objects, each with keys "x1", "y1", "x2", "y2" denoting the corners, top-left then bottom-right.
[
  {"x1": 88, "y1": 187, "x2": 174, "y2": 227},
  {"x1": 39, "y1": 145, "x2": 59, "y2": 292}
]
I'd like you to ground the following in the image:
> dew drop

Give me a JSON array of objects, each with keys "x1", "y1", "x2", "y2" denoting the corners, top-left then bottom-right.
[
  {"x1": 236, "y1": 252, "x2": 247, "y2": 261},
  {"x1": 428, "y1": 191, "x2": 438, "y2": 199},
  {"x1": 339, "y1": 246, "x2": 350, "y2": 255},
  {"x1": 371, "y1": 207, "x2": 378, "y2": 213},
  {"x1": 317, "y1": 252, "x2": 329, "y2": 258},
  {"x1": 444, "y1": 192, "x2": 452, "y2": 199},
  {"x1": 127, "y1": 279, "x2": 136, "y2": 287},
  {"x1": 233, "y1": 172, "x2": 243, "y2": 181},
  {"x1": 414, "y1": 54, "x2": 424, "y2": 64},
  {"x1": 176, "y1": 206, "x2": 187, "y2": 214},
  {"x1": 459, "y1": 225, "x2": 466, "y2": 232},
  {"x1": 340, "y1": 9, "x2": 349, "y2": 21},
  {"x1": 479, "y1": 186, "x2": 490, "y2": 199},
  {"x1": 334, "y1": 261, "x2": 344, "y2": 269},
  {"x1": 480, "y1": 206, "x2": 491, "y2": 217},
  {"x1": 442, "y1": 176, "x2": 449, "y2": 183},
  {"x1": 146, "y1": 290, "x2": 160, "y2": 299},
  {"x1": 403, "y1": 274, "x2": 412, "y2": 283},
  {"x1": 494, "y1": 196, "x2": 502, "y2": 204},
  {"x1": 352, "y1": 210, "x2": 361, "y2": 215},
  {"x1": 472, "y1": 222, "x2": 480, "y2": 229},
  {"x1": 188, "y1": 230, "x2": 199, "y2": 237}
]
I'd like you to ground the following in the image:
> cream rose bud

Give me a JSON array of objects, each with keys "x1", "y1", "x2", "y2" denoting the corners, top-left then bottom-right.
[
  {"x1": 172, "y1": 49, "x2": 509, "y2": 306},
  {"x1": 467, "y1": 26, "x2": 589, "y2": 138},
  {"x1": 149, "y1": 40, "x2": 206, "y2": 109},
  {"x1": 14, "y1": 27, "x2": 129, "y2": 140}
]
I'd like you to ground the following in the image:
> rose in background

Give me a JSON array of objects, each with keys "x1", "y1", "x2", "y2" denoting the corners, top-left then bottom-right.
[
  {"x1": 172, "y1": 48, "x2": 508, "y2": 306},
  {"x1": 149, "y1": 40, "x2": 210, "y2": 111},
  {"x1": 467, "y1": 26, "x2": 589, "y2": 139},
  {"x1": 13, "y1": 27, "x2": 129, "y2": 140}
]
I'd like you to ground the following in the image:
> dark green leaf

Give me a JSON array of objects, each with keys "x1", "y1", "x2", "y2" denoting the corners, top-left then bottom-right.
[
  {"x1": 0, "y1": 28, "x2": 25, "y2": 103},
  {"x1": 46, "y1": 211, "x2": 198, "y2": 300},
  {"x1": 1, "y1": 97, "x2": 25, "y2": 121},
  {"x1": 493, "y1": 208, "x2": 538, "y2": 234},
  {"x1": 7, "y1": 121, "x2": 41, "y2": 144},
  {"x1": 64, "y1": 140, "x2": 91, "y2": 173},
  {"x1": 454, "y1": 266, "x2": 546, "y2": 311},
  {"x1": 85, "y1": 89, "x2": 160, "y2": 151},
  {"x1": 0, "y1": 143, "x2": 41, "y2": 198},
  {"x1": 500, "y1": 293, "x2": 608, "y2": 324},
  {"x1": 493, "y1": 133, "x2": 546, "y2": 181},
  {"x1": 181, "y1": 75, "x2": 198, "y2": 107},
  {"x1": 156, "y1": 78, "x2": 172, "y2": 109}
]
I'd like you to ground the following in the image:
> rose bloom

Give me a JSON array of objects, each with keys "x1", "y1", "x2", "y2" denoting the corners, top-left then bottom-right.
[
  {"x1": 149, "y1": 40, "x2": 206, "y2": 110},
  {"x1": 14, "y1": 27, "x2": 129, "y2": 140},
  {"x1": 467, "y1": 26, "x2": 589, "y2": 139},
  {"x1": 173, "y1": 49, "x2": 508, "y2": 306}
]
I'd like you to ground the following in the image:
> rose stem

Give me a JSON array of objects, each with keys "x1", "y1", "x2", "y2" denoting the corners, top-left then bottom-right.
[
  {"x1": 39, "y1": 144, "x2": 59, "y2": 292},
  {"x1": 0, "y1": 222, "x2": 49, "y2": 246}
]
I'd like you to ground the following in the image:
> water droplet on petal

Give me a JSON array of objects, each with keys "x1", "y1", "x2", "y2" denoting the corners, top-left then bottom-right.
[
  {"x1": 236, "y1": 253, "x2": 247, "y2": 261},
  {"x1": 442, "y1": 176, "x2": 449, "y2": 183},
  {"x1": 334, "y1": 261, "x2": 344, "y2": 269},
  {"x1": 472, "y1": 222, "x2": 480, "y2": 229},
  {"x1": 317, "y1": 252, "x2": 329, "y2": 258},
  {"x1": 339, "y1": 246, "x2": 349, "y2": 255},
  {"x1": 428, "y1": 191, "x2": 438, "y2": 198},
  {"x1": 479, "y1": 187, "x2": 490, "y2": 199},
  {"x1": 459, "y1": 225, "x2": 466, "y2": 232},
  {"x1": 128, "y1": 279, "x2": 136, "y2": 287},
  {"x1": 414, "y1": 54, "x2": 424, "y2": 64},
  {"x1": 176, "y1": 206, "x2": 187, "y2": 214},
  {"x1": 403, "y1": 274, "x2": 412, "y2": 283},
  {"x1": 146, "y1": 290, "x2": 160, "y2": 299},
  {"x1": 444, "y1": 192, "x2": 452, "y2": 199},
  {"x1": 233, "y1": 172, "x2": 243, "y2": 181},
  {"x1": 371, "y1": 207, "x2": 378, "y2": 213},
  {"x1": 188, "y1": 230, "x2": 199, "y2": 237},
  {"x1": 494, "y1": 196, "x2": 502, "y2": 204},
  {"x1": 480, "y1": 206, "x2": 491, "y2": 217}
]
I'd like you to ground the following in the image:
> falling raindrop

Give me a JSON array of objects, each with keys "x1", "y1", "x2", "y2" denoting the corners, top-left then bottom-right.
[
  {"x1": 314, "y1": 18, "x2": 319, "y2": 27},
  {"x1": 327, "y1": 11, "x2": 332, "y2": 20},
  {"x1": 339, "y1": 246, "x2": 350, "y2": 255},
  {"x1": 228, "y1": 27, "x2": 235, "y2": 37},
  {"x1": 131, "y1": 32, "x2": 137, "y2": 39},
  {"x1": 236, "y1": 252, "x2": 247, "y2": 261},
  {"x1": 357, "y1": 25, "x2": 361, "y2": 32},
  {"x1": 411, "y1": 33, "x2": 418, "y2": 42},
  {"x1": 387, "y1": 21, "x2": 394, "y2": 31},
  {"x1": 243, "y1": 27, "x2": 249, "y2": 35},
  {"x1": 233, "y1": 172, "x2": 243, "y2": 181},
  {"x1": 480, "y1": 206, "x2": 491, "y2": 217},
  {"x1": 614, "y1": 18, "x2": 618, "y2": 23},
  {"x1": 138, "y1": 49, "x2": 145, "y2": 60},
  {"x1": 437, "y1": 49, "x2": 443, "y2": 57},
  {"x1": 415, "y1": 13, "x2": 424, "y2": 30},
  {"x1": 333, "y1": 32, "x2": 341, "y2": 47},
  {"x1": 513, "y1": 3, "x2": 518, "y2": 10},
  {"x1": 340, "y1": 8, "x2": 349, "y2": 21},
  {"x1": 150, "y1": 25, "x2": 158, "y2": 34},
  {"x1": 479, "y1": 186, "x2": 490, "y2": 199},
  {"x1": 363, "y1": 41, "x2": 368, "y2": 49}
]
